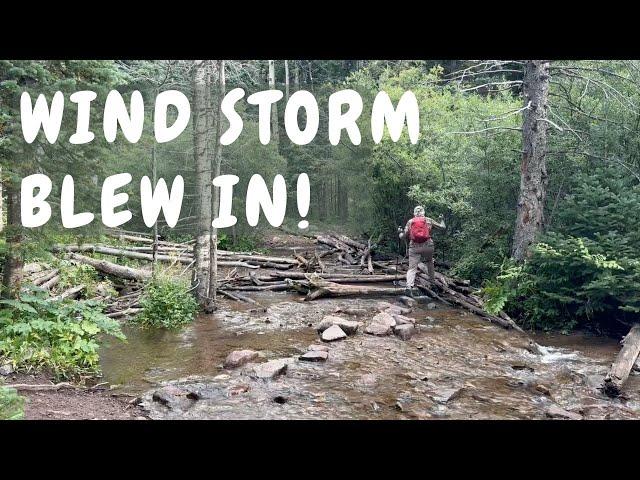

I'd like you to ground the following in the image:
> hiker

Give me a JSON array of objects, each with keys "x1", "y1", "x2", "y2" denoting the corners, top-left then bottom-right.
[{"x1": 398, "y1": 206, "x2": 445, "y2": 295}]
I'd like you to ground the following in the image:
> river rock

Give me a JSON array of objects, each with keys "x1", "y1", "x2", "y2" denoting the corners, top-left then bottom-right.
[
  {"x1": 397, "y1": 296, "x2": 417, "y2": 308},
  {"x1": 392, "y1": 314, "x2": 415, "y2": 325},
  {"x1": 308, "y1": 344, "x2": 330, "y2": 352},
  {"x1": 299, "y1": 350, "x2": 329, "y2": 362},
  {"x1": 365, "y1": 312, "x2": 396, "y2": 336},
  {"x1": 426, "y1": 302, "x2": 437, "y2": 310},
  {"x1": 224, "y1": 350, "x2": 260, "y2": 369},
  {"x1": 251, "y1": 359, "x2": 288, "y2": 380},
  {"x1": 545, "y1": 405, "x2": 583, "y2": 420},
  {"x1": 152, "y1": 385, "x2": 194, "y2": 409},
  {"x1": 316, "y1": 316, "x2": 361, "y2": 335},
  {"x1": 322, "y1": 325, "x2": 348, "y2": 342},
  {"x1": 394, "y1": 324, "x2": 416, "y2": 340},
  {"x1": 0, "y1": 364, "x2": 14, "y2": 376},
  {"x1": 431, "y1": 387, "x2": 463, "y2": 404}
]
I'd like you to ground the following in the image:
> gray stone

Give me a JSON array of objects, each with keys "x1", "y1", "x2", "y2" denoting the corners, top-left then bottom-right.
[
  {"x1": 425, "y1": 316, "x2": 435, "y2": 323},
  {"x1": 321, "y1": 325, "x2": 347, "y2": 342},
  {"x1": 385, "y1": 305, "x2": 412, "y2": 315},
  {"x1": 545, "y1": 405, "x2": 583, "y2": 420},
  {"x1": 151, "y1": 385, "x2": 193, "y2": 410},
  {"x1": 308, "y1": 344, "x2": 330, "y2": 352},
  {"x1": 0, "y1": 364, "x2": 14, "y2": 376},
  {"x1": 251, "y1": 359, "x2": 288, "y2": 380},
  {"x1": 365, "y1": 312, "x2": 396, "y2": 336},
  {"x1": 394, "y1": 324, "x2": 416, "y2": 340},
  {"x1": 426, "y1": 302, "x2": 437, "y2": 310},
  {"x1": 316, "y1": 315, "x2": 361, "y2": 335},
  {"x1": 299, "y1": 350, "x2": 329, "y2": 362},
  {"x1": 397, "y1": 296, "x2": 417, "y2": 308},
  {"x1": 392, "y1": 314, "x2": 415, "y2": 325},
  {"x1": 224, "y1": 349, "x2": 259, "y2": 369},
  {"x1": 431, "y1": 387, "x2": 463, "y2": 404}
]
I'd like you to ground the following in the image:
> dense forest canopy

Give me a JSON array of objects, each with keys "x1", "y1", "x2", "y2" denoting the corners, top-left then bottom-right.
[{"x1": 2, "y1": 59, "x2": 640, "y2": 335}]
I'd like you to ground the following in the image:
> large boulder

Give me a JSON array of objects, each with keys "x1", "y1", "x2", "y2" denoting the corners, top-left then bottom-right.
[
  {"x1": 365, "y1": 312, "x2": 396, "y2": 336},
  {"x1": 316, "y1": 315, "x2": 362, "y2": 335},
  {"x1": 321, "y1": 325, "x2": 348, "y2": 342},
  {"x1": 224, "y1": 349, "x2": 260, "y2": 369}
]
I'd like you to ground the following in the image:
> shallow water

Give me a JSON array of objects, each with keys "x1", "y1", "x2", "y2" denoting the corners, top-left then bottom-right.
[{"x1": 99, "y1": 289, "x2": 640, "y2": 420}]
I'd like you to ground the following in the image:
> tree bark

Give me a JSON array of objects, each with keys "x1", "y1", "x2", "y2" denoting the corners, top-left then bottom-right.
[
  {"x1": 1, "y1": 181, "x2": 24, "y2": 298},
  {"x1": 192, "y1": 60, "x2": 213, "y2": 305},
  {"x1": 268, "y1": 60, "x2": 279, "y2": 145},
  {"x1": 602, "y1": 324, "x2": 640, "y2": 397},
  {"x1": 207, "y1": 59, "x2": 226, "y2": 311},
  {"x1": 68, "y1": 253, "x2": 152, "y2": 282},
  {"x1": 512, "y1": 60, "x2": 551, "y2": 262}
]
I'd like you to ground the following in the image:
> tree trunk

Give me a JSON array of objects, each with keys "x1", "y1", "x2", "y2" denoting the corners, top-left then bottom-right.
[
  {"x1": 207, "y1": 59, "x2": 226, "y2": 311},
  {"x1": 284, "y1": 60, "x2": 290, "y2": 101},
  {"x1": 268, "y1": 60, "x2": 279, "y2": 145},
  {"x1": 1, "y1": 181, "x2": 23, "y2": 298},
  {"x1": 602, "y1": 324, "x2": 640, "y2": 397},
  {"x1": 0, "y1": 166, "x2": 4, "y2": 233},
  {"x1": 192, "y1": 60, "x2": 213, "y2": 305},
  {"x1": 512, "y1": 60, "x2": 551, "y2": 262}
]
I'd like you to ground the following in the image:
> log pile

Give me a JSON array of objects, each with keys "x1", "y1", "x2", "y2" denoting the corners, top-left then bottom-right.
[
  {"x1": 26, "y1": 229, "x2": 519, "y2": 331},
  {"x1": 602, "y1": 324, "x2": 640, "y2": 397}
]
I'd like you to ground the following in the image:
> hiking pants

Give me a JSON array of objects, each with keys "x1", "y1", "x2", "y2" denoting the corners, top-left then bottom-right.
[{"x1": 406, "y1": 239, "x2": 435, "y2": 288}]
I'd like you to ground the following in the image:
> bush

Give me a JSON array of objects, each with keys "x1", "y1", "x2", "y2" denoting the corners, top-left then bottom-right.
[
  {"x1": 0, "y1": 384, "x2": 24, "y2": 420},
  {"x1": 55, "y1": 260, "x2": 107, "y2": 298},
  {"x1": 0, "y1": 288, "x2": 125, "y2": 380},
  {"x1": 136, "y1": 277, "x2": 198, "y2": 329}
]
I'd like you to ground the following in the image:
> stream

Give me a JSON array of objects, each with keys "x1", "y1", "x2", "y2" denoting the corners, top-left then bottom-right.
[{"x1": 98, "y1": 290, "x2": 640, "y2": 420}]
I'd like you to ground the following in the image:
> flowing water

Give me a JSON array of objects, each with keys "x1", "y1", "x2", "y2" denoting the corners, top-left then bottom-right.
[{"x1": 99, "y1": 290, "x2": 640, "y2": 420}]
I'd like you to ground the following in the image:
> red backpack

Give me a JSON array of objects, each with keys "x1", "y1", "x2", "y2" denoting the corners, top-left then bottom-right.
[{"x1": 409, "y1": 217, "x2": 431, "y2": 243}]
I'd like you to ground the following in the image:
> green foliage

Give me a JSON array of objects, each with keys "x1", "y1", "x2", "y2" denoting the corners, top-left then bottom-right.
[
  {"x1": 55, "y1": 260, "x2": 106, "y2": 298},
  {"x1": 217, "y1": 233, "x2": 264, "y2": 253},
  {"x1": 136, "y1": 277, "x2": 198, "y2": 329},
  {"x1": 0, "y1": 383, "x2": 24, "y2": 420},
  {"x1": 0, "y1": 288, "x2": 125, "y2": 379}
]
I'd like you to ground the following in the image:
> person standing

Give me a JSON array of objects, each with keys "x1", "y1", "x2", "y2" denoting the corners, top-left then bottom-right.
[{"x1": 398, "y1": 206, "x2": 445, "y2": 295}]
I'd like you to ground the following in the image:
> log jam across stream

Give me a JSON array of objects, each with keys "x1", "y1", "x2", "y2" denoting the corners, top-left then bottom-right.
[{"x1": 96, "y1": 235, "x2": 640, "y2": 420}]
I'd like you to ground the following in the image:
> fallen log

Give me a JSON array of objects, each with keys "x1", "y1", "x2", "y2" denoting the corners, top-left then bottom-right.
[
  {"x1": 67, "y1": 253, "x2": 152, "y2": 282},
  {"x1": 49, "y1": 284, "x2": 86, "y2": 302},
  {"x1": 603, "y1": 324, "x2": 640, "y2": 397},
  {"x1": 6, "y1": 382, "x2": 76, "y2": 391},
  {"x1": 106, "y1": 307, "x2": 143, "y2": 318},
  {"x1": 40, "y1": 275, "x2": 61, "y2": 290},
  {"x1": 32, "y1": 269, "x2": 59, "y2": 286},
  {"x1": 304, "y1": 278, "x2": 405, "y2": 301},
  {"x1": 269, "y1": 271, "x2": 402, "y2": 283}
]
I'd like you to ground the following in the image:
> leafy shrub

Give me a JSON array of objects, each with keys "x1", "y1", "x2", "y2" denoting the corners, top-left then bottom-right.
[
  {"x1": 217, "y1": 233, "x2": 263, "y2": 253},
  {"x1": 0, "y1": 288, "x2": 125, "y2": 379},
  {"x1": 136, "y1": 277, "x2": 198, "y2": 329},
  {"x1": 55, "y1": 260, "x2": 105, "y2": 297},
  {"x1": 0, "y1": 384, "x2": 24, "y2": 420}
]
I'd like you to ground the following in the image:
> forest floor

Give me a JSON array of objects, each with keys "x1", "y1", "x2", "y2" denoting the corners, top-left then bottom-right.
[{"x1": 9, "y1": 373, "x2": 146, "y2": 420}]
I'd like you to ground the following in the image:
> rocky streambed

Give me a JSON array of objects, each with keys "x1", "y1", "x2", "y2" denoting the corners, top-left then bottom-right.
[{"x1": 98, "y1": 291, "x2": 640, "y2": 420}]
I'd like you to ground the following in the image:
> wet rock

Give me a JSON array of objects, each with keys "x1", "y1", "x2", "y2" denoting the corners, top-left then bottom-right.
[
  {"x1": 365, "y1": 312, "x2": 396, "y2": 336},
  {"x1": 394, "y1": 324, "x2": 416, "y2": 341},
  {"x1": 358, "y1": 373, "x2": 378, "y2": 386},
  {"x1": 431, "y1": 387, "x2": 463, "y2": 404},
  {"x1": 273, "y1": 395, "x2": 288, "y2": 404},
  {"x1": 0, "y1": 364, "x2": 14, "y2": 376},
  {"x1": 308, "y1": 344, "x2": 329, "y2": 352},
  {"x1": 316, "y1": 315, "x2": 361, "y2": 335},
  {"x1": 224, "y1": 349, "x2": 260, "y2": 369},
  {"x1": 299, "y1": 350, "x2": 329, "y2": 362},
  {"x1": 228, "y1": 384, "x2": 250, "y2": 396},
  {"x1": 426, "y1": 302, "x2": 437, "y2": 310},
  {"x1": 392, "y1": 314, "x2": 416, "y2": 325},
  {"x1": 152, "y1": 385, "x2": 193, "y2": 409},
  {"x1": 397, "y1": 296, "x2": 417, "y2": 308},
  {"x1": 321, "y1": 325, "x2": 348, "y2": 342},
  {"x1": 511, "y1": 363, "x2": 535, "y2": 373},
  {"x1": 251, "y1": 359, "x2": 288, "y2": 380},
  {"x1": 335, "y1": 307, "x2": 368, "y2": 316},
  {"x1": 545, "y1": 405, "x2": 583, "y2": 420},
  {"x1": 535, "y1": 384, "x2": 551, "y2": 396},
  {"x1": 424, "y1": 316, "x2": 435, "y2": 323}
]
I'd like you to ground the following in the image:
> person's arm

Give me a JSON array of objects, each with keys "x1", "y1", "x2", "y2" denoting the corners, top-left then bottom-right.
[
  {"x1": 399, "y1": 219, "x2": 412, "y2": 239},
  {"x1": 427, "y1": 215, "x2": 446, "y2": 229}
]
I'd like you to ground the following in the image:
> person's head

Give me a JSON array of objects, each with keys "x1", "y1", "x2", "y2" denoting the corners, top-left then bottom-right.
[{"x1": 413, "y1": 205, "x2": 425, "y2": 217}]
